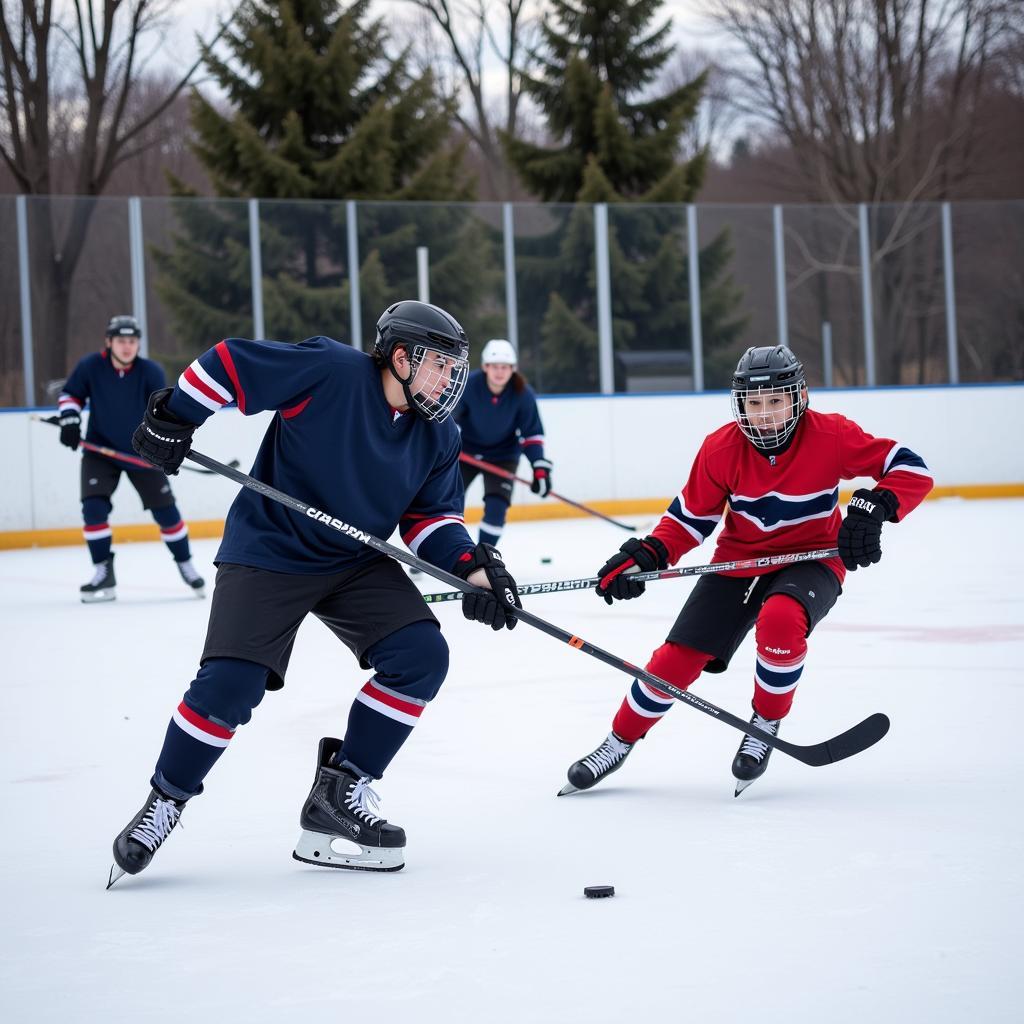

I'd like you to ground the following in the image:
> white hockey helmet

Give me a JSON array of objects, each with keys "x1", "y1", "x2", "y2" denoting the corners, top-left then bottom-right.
[{"x1": 481, "y1": 338, "x2": 517, "y2": 367}]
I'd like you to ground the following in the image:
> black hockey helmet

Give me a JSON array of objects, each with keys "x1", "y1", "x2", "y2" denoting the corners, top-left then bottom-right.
[
  {"x1": 374, "y1": 300, "x2": 470, "y2": 422},
  {"x1": 730, "y1": 345, "x2": 808, "y2": 451},
  {"x1": 105, "y1": 314, "x2": 142, "y2": 338}
]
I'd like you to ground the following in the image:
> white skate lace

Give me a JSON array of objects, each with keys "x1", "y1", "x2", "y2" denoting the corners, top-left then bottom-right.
[
  {"x1": 583, "y1": 734, "x2": 631, "y2": 775},
  {"x1": 87, "y1": 564, "x2": 109, "y2": 586},
  {"x1": 345, "y1": 778, "x2": 383, "y2": 826},
  {"x1": 130, "y1": 798, "x2": 182, "y2": 851},
  {"x1": 739, "y1": 715, "x2": 778, "y2": 762},
  {"x1": 178, "y1": 560, "x2": 202, "y2": 584}
]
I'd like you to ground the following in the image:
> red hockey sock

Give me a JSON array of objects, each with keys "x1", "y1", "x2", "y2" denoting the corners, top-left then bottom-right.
[
  {"x1": 752, "y1": 595, "x2": 808, "y2": 720},
  {"x1": 611, "y1": 642, "x2": 712, "y2": 743}
]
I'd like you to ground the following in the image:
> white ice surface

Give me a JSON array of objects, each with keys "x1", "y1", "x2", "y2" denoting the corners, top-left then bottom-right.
[{"x1": 2, "y1": 500, "x2": 1021, "y2": 1023}]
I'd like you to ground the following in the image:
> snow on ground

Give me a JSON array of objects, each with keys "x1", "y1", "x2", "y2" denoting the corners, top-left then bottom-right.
[{"x1": 2, "y1": 499, "x2": 1021, "y2": 1023}]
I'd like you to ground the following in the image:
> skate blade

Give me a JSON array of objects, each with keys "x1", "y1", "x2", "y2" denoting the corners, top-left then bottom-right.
[
  {"x1": 107, "y1": 863, "x2": 126, "y2": 889},
  {"x1": 292, "y1": 830, "x2": 404, "y2": 872},
  {"x1": 557, "y1": 782, "x2": 581, "y2": 796},
  {"x1": 81, "y1": 588, "x2": 116, "y2": 603},
  {"x1": 734, "y1": 778, "x2": 756, "y2": 797}
]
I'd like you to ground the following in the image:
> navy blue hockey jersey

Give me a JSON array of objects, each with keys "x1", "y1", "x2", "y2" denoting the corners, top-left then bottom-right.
[
  {"x1": 59, "y1": 351, "x2": 166, "y2": 455},
  {"x1": 167, "y1": 337, "x2": 475, "y2": 575},
  {"x1": 452, "y1": 370, "x2": 547, "y2": 464}
]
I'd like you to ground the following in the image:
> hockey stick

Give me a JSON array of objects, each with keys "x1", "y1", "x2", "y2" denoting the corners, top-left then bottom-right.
[
  {"x1": 459, "y1": 452, "x2": 635, "y2": 532},
  {"x1": 32, "y1": 415, "x2": 239, "y2": 475},
  {"x1": 419, "y1": 548, "x2": 841, "y2": 603},
  {"x1": 186, "y1": 449, "x2": 889, "y2": 768}
]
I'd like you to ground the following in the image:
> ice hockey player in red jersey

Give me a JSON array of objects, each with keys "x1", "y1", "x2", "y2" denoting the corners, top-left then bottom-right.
[{"x1": 561, "y1": 345, "x2": 934, "y2": 796}]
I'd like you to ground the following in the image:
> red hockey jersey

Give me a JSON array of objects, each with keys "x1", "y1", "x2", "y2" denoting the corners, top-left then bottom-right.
[{"x1": 650, "y1": 409, "x2": 934, "y2": 582}]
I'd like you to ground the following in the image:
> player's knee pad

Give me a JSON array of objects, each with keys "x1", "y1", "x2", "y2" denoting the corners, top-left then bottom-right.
[
  {"x1": 150, "y1": 502, "x2": 183, "y2": 527},
  {"x1": 645, "y1": 642, "x2": 712, "y2": 694},
  {"x1": 81, "y1": 496, "x2": 112, "y2": 525},
  {"x1": 755, "y1": 595, "x2": 809, "y2": 656},
  {"x1": 482, "y1": 493, "x2": 511, "y2": 528},
  {"x1": 365, "y1": 621, "x2": 449, "y2": 702},
  {"x1": 185, "y1": 657, "x2": 271, "y2": 730}
]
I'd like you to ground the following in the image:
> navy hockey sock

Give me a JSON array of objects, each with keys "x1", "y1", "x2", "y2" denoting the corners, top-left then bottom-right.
[
  {"x1": 479, "y1": 494, "x2": 509, "y2": 548},
  {"x1": 154, "y1": 657, "x2": 269, "y2": 797},
  {"x1": 152, "y1": 503, "x2": 192, "y2": 562},
  {"x1": 82, "y1": 496, "x2": 113, "y2": 563},
  {"x1": 339, "y1": 621, "x2": 448, "y2": 778}
]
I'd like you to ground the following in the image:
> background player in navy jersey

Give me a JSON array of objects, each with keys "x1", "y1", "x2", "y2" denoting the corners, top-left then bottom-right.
[
  {"x1": 561, "y1": 345, "x2": 934, "y2": 797},
  {"x1": 57, "y1": 315, "x2": 205, "y2": 602},
  {"x1": 453, "y1": 339, "x2": 553, "y2": 548},
  {"x1": 107, "y1": 301, "x2": 523, "y2": 887}
]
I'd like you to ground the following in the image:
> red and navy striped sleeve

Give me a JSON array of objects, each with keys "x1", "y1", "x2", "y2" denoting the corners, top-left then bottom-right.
[
  {"x1": 399, "y1": 431, "x2": 475, "y2": 571},
  {"x1": 167, "y1": 337, "x2": 331, "y2": 425},
  {"x1": 516, "y1": 387, "x2": 546, "y2": 465},
  {"x1": 838, "y1": 417, "x2": 934, "y2": 520},
  {"x1": 58, "y1": 357, "x2": 91, "y2": 416},
  {"x1": 650, "y1": 438, "x2": 730, "y2": 565}
]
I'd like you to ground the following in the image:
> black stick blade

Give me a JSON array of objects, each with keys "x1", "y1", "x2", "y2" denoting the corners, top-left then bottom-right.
[{"x1": 782, "y1": 713, "x2": 891, "y2": 767}]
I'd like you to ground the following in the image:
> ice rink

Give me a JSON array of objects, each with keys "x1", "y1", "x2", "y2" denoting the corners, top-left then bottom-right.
[{"x1": 2, "y1": 498, "x2": 1021, "y2": 1023}]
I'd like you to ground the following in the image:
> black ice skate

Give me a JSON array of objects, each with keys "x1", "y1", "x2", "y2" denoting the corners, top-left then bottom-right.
[
  {"x1": 176, "y1": 558, "x2": 206, "y2": 597},
  {"x1": 732, "y1": 711, "x2": 782, "y2": 797},
  {"x1": 107, "y1": 787, "x2": 187, "y2": 889},
  {"x1": 293, "y1": 737, "x2": 405, "y2": 872},
  {"x1": 81, "y1": 555, "x2": 116, "y2": 603},
  {"x1": 558, "y1": 732, "x2": 634, "y2": 796}
]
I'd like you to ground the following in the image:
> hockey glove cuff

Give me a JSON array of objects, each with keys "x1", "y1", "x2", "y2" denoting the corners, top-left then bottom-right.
[
  {"x1": 58, "y1": 411, "x2": 81, "y2": 450},
  {"x1": 455, "y1": 543, "x2": 522, "y2": 631},
  {"x1": 132, "y1": 387, "x2": 198, "y2": 475},
  {"x1": 595, "y1": 536, "x2": 669, "y2": 605},
  {"x1": 837, "y1": 488, "x2": 899, "y2": 571},
  {"x1": 530, "y1": 459, "x2": 553, "y2": 498}
]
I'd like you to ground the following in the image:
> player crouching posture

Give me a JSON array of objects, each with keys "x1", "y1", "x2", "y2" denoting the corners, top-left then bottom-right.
[
  {"x1": 107, "y1": 301, "x2": 522, "y2": 888},
  {"x1": 562, "y1": 345, "x2": 933, "y2": 797}
]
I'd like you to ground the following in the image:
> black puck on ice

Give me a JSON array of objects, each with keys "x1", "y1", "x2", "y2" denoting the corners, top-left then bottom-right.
[
  {"x1": 540, "y1": 557, "x2": 552, "y2": 564},
  {"x1": 583, "y1": 885, "x2": 615, "y2": 899}
]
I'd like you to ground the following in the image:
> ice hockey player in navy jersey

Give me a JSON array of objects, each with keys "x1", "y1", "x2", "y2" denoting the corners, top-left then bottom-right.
[
  {"x1": 107, "y1": 301, "x2": 523, "y2": 887},
  {"x1": 453, "y1": 339, "x2": 552, "y2": 547},
  {"x1": 57, "y1": 315, "x2": 205, "y2": 602},
  {"x1": 561, "y1": 345, "x2": 934, "y2": 797}
]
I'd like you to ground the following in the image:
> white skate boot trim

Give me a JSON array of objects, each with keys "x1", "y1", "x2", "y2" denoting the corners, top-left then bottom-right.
[
  {"x1": 81, "y1": 562, "x2": 116, "y2": 602},
  {"x1": 292, "y1": 830, "x2": 405, "y2": 872},
  {"x1": 130, "y1": 797, "x2": 182, "y2": 852},
  {"x1": 176, "y1": 559, "x2": 205, "y2": 597},
  {"x1": 81, "y1": 586, "x2": 116, "y2": 603}
]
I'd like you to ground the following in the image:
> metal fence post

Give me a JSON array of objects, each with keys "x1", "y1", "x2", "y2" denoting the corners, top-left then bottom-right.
[
  {"x1": 941, "y1": 202, "x2": 960, "y2": 385},
  {"x1": 773, "y1": 205, "x2": 788, "y2": 346},
  {"x1": 16, "y1": 195, "x2": 35, "y2": 405},
  {"x1": 858, "y1": 203, "x2": 877, "y2": 386},
  {"x1": 346, "y1": 200, "x2": 362, "y2": 350},
  {"x1": 502, "y1": 202, "x2": 519, "y2": 353},
  {"x1": 248, "y1": 199, "x2": 265, "y2": 340},
  {"x1": 417, "y1": 246, "x2": 430, "y2": 303},
  {"x1": 687, "y1": 204, "x2": 704, "y2": 392},
  {"x1": 594, "y1": 203, "x2": 614, "y2": 394},
  {"x1": 822, "y1": 321, "x2": 833, "y2": 388},
  {"x1": 128, "y1": 197, "x2": 149, "y2": 356}
]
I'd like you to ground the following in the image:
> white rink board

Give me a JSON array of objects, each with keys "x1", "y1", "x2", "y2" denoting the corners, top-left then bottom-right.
[
  {"x1": 2, "y1": 383, "x2": 1022, "y2": 533},
  {"x1": 0, "y1": 501, "x2": 1021, "y2": 1023}
]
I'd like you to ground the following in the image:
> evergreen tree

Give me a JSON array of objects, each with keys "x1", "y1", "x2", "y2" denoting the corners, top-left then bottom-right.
[
  {"x1": 155, "y1": 0, "x2": 500, "y2": 362},
  {"x1": 503, "y1": 0, "x2": 744, "y2": 392}
]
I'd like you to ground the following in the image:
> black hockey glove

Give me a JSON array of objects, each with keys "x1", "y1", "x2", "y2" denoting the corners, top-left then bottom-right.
[
  {"x1": 530, "y1": 458, "x2": 553, "y2": 498},
  {"x1": 58, "y1": 411, "x2": 81, "y2": 450},
  {"x1": 595, "y1": 536, "x2": 669, "y2": 605},
  {"x1": 455, "y1": 543, "x2": 522, "y2": 631},
  {"x1": 132, "y1": 387, "x2": 197, "y2": 475},
  {"x1": 837, "y1": 488, "x2": 900, "y2": 571}
]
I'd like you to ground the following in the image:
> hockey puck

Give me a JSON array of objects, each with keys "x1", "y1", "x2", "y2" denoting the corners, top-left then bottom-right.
[
  {"x1": 540, "y1": 557, "x2": 552, "y2": 564},
  {"x1": 583, "y1": 885, "x2": 615, "y2": 899}
]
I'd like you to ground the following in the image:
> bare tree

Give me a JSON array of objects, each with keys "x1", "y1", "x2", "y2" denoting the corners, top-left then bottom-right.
[
  {"x1": 707, "y1": 0, "x2": 1022, "y2": 383},
  {"x1": 0, "y1": 0, "x2": 226, "y2": 399},
  {"x1": 399, "y1": 0, "x2": 539, "y2": 198}
]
